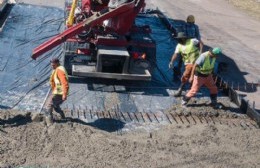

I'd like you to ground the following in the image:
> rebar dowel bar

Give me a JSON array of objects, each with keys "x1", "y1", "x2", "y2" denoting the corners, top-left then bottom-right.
[
  {"x1": 83, "y1": 109, "x2": 86, "y2": 119},
  {"x1": 120, "y1": 112, "x2": 126, "y2": 121},
  {"x1": 184, "y1": 116, "x2": 190, "y2": 124},
  {"x1": 178, "y1": 115, "x2": 184, "y2": 124},
  {"x1": 209, "y1": 116, "x2": 215, "y2": 124},
  {"x1": 191, "y1": 115, "x2": 197, "y2": 124},
  {"x1": 203, "y1": 116, "x2": 209, "y2": 124},
  {"x1": 70, "y1": 109, "x2": 73, "y2": 117},
  {"x1": 146, "y1": 113, "x2": 152, "y2": 122},
  {"x1": 134, "y1": 113, "x2": 139, "y2": 122},
  {"x1": 108, "y1": 110, "x2": 112, "y2": 119},
  {"x1": 196, "y1": 115, "x2": 203, "y2": 124},
  {"x1": 116, "y1": 104, "x2": 120, "y2": 119},
  {"x1": 96, "y1": 111, "x2": 99, "y2": 119},
  {"x1": 153, "y1": 113, "x2": 160, "y2": 123},
  {"x1": 127, "y1": 112, "x2": 133, "y2": 121},
  {"x1": 170, "y1": 113, "x2": 178, "y2": 124},
  {"x1": 73, "y1": 104, "x2": 75, "y2": 111},
  {"x1": 90, "y1": 109, "x2": 93, "y2": 119},
  {"x1": 165, "y1": 114, "x2": 172, "y2": 124},
  {"x1": 140, "y1": 112, "x2": 145, "y2": 122}
]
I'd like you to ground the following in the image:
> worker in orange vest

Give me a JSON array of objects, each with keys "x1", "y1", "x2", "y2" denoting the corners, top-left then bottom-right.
[{"x1": 45, "y1": 58, "x2": 69, "y2": 126}]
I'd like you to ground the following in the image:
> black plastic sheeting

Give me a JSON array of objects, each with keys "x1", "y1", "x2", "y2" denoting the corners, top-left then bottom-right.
[
  {"x1": 0, "y1": 4, "x2": 64, "y2": 110},
  {"x1": 0, "y1": 4, "x2": 215, "y2": 113}
]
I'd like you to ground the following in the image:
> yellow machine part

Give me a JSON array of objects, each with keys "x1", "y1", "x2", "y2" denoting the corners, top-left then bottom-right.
[{"x1": 66, "y1": 0, "x2": 78, "y2": 27}]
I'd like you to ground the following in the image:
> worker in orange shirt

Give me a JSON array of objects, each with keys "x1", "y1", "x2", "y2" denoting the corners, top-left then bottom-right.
[{"x1": 45, "y1": 58, "x2": 69, "y2": 125}]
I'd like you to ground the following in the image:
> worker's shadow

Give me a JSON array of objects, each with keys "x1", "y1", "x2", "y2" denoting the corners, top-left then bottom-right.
[
  {"x1": 0, "y1": 113, "x2": 32, "y2": 128},
  {"x1": 56, "y1": 117, "x2": 125, "y2": 133},
  {"x1": 187, "y1": 102, "x2": 242, "y2": 114},
  {"x1": 0, "y1": 104, "x2": 11, "y2": 109}
]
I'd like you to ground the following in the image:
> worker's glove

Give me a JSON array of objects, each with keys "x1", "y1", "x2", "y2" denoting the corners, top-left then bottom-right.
[
  {"x1": 168, "y1": 62, "x2": 173, "y2": 69},
  {"x1": 189, "y1": 76, "x2": 194, "y2": 83}
]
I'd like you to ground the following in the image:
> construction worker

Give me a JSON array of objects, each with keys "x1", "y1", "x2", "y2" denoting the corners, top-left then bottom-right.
[
  {"x1": 173, "y1": 15, "x2": 204, "y2": 81},
  {"x1": 182, "y1": 47, "x2": 222, "y2": 107},
  {"x1": 45, "y1": 58, "x2": 69, "y2": 125},
  {"x1": 169, "y1": 32, "x2": 200, "y2": 97},
  {"x1": 185, "y1": 15, "x2": 204, "y2": 54}
]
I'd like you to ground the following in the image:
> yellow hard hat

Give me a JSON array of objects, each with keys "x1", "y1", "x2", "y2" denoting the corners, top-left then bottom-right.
[{"x1": 187, "y1": 15, "x2": 195, "y2": 23}]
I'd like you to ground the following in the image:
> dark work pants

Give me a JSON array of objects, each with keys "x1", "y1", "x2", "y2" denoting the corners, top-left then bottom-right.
[
  {"x1": 173, "y1": 58, "x2": 183, "y2": 80},
  {"x1": 46, "y1": 94, "x2": 65, "y2": 119}
]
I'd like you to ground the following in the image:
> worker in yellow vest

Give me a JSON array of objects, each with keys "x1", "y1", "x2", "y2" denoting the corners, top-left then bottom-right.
[
  {"x1": 182, "y1": 47, "x2": 222, "y2": 107},
  {"x1": 169, "y1": 32, "x2": 200, "y2": 97},
  {"x1": 46, "y1": 58, "x2": 69, "y2": 126},
  {"x1": 172, "y1": 15, "x2": 204, "y2": 82}
]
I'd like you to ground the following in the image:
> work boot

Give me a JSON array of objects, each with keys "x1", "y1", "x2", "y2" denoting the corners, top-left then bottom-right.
[
  {"x1": 181, "y1": 96, "x2": 190, "y2": 106},
  {"x1": 174, "y1": 83, "x2": 184, "y2": 97},
  {"x1": 210, "y1": 94, "x2": 218, "y2": 108},
  {"x1": 58, "y1": 111, "x2": 66, "y2": 119},
  {"x1": 55, "y1": 108, "x2": 66, "y2": 119}
]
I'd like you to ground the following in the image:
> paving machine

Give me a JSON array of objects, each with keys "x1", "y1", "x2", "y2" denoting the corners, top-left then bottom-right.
[{"x1": 31, "y1": 0, "x2": 156, "y2": 81}]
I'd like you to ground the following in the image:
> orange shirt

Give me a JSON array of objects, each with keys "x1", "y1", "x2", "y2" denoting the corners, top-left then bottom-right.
[{"x1": 50, "y1": 67, "x2": 69, "y2": 96}]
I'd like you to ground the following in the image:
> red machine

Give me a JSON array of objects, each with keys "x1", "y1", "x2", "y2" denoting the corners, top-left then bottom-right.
[{"x1": 32, "y1": 0, "x2": 156, "y2": 81}]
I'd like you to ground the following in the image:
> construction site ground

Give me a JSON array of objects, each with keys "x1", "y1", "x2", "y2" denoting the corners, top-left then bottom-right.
[{"x1": 0, "y1": 0, "x2": 260, "y2": 167}]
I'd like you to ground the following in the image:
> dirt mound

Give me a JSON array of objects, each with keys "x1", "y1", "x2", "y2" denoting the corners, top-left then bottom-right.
[{"x1": 1, "y1": 110, "x2": 260, "y2": 167}]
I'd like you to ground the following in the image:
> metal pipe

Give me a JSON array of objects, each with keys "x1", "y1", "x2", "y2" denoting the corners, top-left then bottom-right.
[{"x1": 66, "y1": 0, "x2": 78, "y2": 27}]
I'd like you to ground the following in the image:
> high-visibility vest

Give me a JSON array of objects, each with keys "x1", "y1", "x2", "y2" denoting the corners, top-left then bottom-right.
[
  {"x1": 180, "y1": 39, "x2": 199, "y2": 64},
  {"x1": 197, "y1": 52, "x2": 216, "y2": 75},
  {"x1": 50, "y1": 66, "x2": 69, "y2": 95}
]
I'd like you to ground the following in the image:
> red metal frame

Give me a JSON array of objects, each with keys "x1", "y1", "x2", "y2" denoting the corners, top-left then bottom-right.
[{"x1": 31, "y1": 0, "x2": 146, "y2": 60}]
